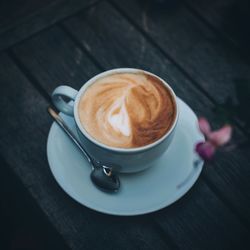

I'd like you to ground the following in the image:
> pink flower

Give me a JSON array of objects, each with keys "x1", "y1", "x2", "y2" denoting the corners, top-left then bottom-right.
[{"x1": 196, "y1": 118, "x2": 232, "y2": 160}]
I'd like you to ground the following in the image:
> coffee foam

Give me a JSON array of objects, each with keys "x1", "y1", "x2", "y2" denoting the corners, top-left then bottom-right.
[{"x1": 78, "y1": 72, "x2": 176, "y2": 148}]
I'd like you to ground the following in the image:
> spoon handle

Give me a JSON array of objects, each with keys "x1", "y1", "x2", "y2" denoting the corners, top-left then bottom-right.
[{"x1": 47, "y1": 107, "x2": 92, "y2": 165}]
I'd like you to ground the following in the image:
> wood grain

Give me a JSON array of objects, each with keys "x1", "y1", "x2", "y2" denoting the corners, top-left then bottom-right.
[
  {"x1": 0, "y1": 0, "x2": 52, "y2": 34},
  {"x1": 0, "y1": 0, "x2": 99, "y2": 52},
  {"x1": 0, "y1": 156, "x2": 69, "y2": 249},
  {"x1": 152, "y1": 180, "x2": 249, "y2": 250},
  {"x1": 0, "y1": 50, "x2": 173, "y2": 250},
  {"x1": 8, "y1": 4, "x2": 250, "y2": 249},
  {"x1": 58, "y1": 1, "x2": 250, "y2": 226},
  {"x1": 110, "y1": 0, "x2": 250, "y2": 130},
  {"x1": 184, "y1": 0, "x2": 250, "y2": 56}
]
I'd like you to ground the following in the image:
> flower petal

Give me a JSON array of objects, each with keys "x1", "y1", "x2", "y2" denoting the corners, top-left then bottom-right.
[
  {"x1": 209, "y1": 125, "x2": 232, "y2": 146},
  {"x1": 195, "y1": 141, "x2": 215, "y2": 160},
  {"x1": 198, "y1": 117, "x2": 211, "y2": 136}
]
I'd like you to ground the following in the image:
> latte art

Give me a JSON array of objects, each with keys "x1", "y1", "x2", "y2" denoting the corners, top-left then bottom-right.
[{"x1": 78, "y1": 73, "x2": 176, "y2": 148}]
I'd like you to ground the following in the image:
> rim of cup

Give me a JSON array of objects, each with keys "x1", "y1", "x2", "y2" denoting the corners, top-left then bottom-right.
[{"x1": 74, "y1": 68, "x2": 179, "y2": 153}]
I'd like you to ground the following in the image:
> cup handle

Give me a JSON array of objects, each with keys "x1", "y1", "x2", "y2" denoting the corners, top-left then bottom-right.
[{"x1": 52, "y1": 85, "x2": 78, "y2": 116}]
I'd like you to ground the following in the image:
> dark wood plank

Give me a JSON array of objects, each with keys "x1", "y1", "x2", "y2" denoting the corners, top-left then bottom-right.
[
  {"x1": 0, "y1": 156, "x2": 69, "y2": 250},
  {"x1": 0, "y1": 0, "x2": 53, "y2": 34},
  {"x1": 184, "y1": 0, "x2": 250, "y2": 56},
  {"x1": 10, "y1": 25, "x2": 101, "y2": 94},
  {"x1": 59, "y1": 0, "x2": 250, "y2": 227},
  {"x1": 0, "y1": 50, "x2": 172, "y2": 250},
  {"x1": 9, "y1": 6, "x2": 250, "y2": 249},
  {"x1": 153, "y1": 180, "x2": 249, "y2": 250},
  {"x1": 110, "y1": 0, "x2": 250, "y2": 132},
  {"x1": 0, "y1": 0, "x2": 98, "y2": 52}
]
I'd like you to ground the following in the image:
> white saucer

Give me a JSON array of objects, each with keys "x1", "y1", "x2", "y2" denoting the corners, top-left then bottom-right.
[{"x1": 47, "y1": 98, "x2": 204, "y2": 216}]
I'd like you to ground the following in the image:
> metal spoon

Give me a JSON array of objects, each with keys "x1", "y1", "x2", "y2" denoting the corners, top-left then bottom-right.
[{"x1": 48, "y1": 107, "x2": 120, "y2": 192}]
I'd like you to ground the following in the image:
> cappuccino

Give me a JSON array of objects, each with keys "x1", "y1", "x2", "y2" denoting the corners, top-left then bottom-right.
[{"x1": 78, "y1": 72, "x2": 176, "y2": 148}]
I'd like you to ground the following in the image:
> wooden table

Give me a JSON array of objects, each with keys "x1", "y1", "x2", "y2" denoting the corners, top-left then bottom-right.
[{"x1": 1, "y1": 0, "x2": 250, "y2": 249}]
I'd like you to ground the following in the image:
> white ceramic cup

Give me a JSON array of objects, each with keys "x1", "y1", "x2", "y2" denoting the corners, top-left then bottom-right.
[{"x1": 52, "y1": 68, "x2": 179, "y2": 173}]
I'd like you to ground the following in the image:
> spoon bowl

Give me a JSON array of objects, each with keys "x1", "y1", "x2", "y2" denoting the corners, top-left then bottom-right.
[{"x1": 91, "y1": 165, "x2": 120, "y2": 192}]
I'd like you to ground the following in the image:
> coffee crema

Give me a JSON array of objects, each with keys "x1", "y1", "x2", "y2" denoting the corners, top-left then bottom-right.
[{"x1": 78, "y1": 72, "x2": 176, "y2": 148}]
